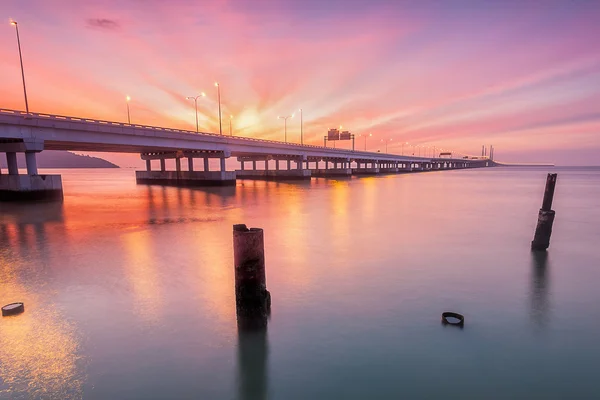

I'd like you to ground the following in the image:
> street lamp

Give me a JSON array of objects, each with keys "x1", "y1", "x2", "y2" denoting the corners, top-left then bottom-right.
[
  {"x1": 278, "y1": 114, "x2": 294, "y2": 143},
  {"x1": 186, "y1": 92, "x2": 206, "y2": 133},
  {"x1": 359, "y1": 133, "x2": 372, "y2": 151},
  {"x1": 298, "y1": 108, "x2": 303, "y2": 145},
  {"x1": 126, "y1": 96, "x2": 131, "y2": 124},
  {"x1": 229, "y1": 115, "x2": 233, "y2": 136},
  {"x1": 215, "y1": 82, "x2": 222, "y2": 135},
  {"x1": 381, "y1": 138, "x2": 393, "y2": 153},
  {"x1": 10, "y1": 20, "x2": 29, "y2": 114}
]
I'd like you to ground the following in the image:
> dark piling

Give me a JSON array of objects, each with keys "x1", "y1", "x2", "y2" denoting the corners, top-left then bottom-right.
[
  {"x1": 531, "y1": 173, "x2": 557, "y2": 251},
  {"x1": 233, "y1": 224, "x2": 271, "y2": 314}
]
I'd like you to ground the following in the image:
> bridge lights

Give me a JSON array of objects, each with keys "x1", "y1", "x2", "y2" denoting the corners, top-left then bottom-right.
[
  {"x1": 126, "y1": 96, "x2": 131, "y2": 124},
  {"x1": 381, "y1": 138, "x2": 393, "y2": 153},
  {"x1": 186, "y1": 92, "x2": 206, "y2": 133},
  {"x1": 9, "y1": 19, "x2": 29, "y2": 115},
  {"x1": 215, "y1": 82, "x2": 222, "y2": 135},
  {"x1": 278, "y1": 114, "x2": 294, "y2": 143},
  {"x1": 358, "y1": 133, "x2": 372, "y2": 151},
  {"x1": 298, "y1": 108, "x2": 303, "y2": 145}
]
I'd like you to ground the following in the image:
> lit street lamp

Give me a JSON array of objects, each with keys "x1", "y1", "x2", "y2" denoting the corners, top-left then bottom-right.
[
  {"x1": 359, "y1": 133, "x2": 372, "y2": 151},
  {"x1": 215, "y1": 82, "x2": 222, "y2": 135},
  {"x1": 381, "y1": 138, "x2": 393, "y2": 153},
  {"x1": 278, "y1": 114, "x2": 294, "y2": 143},
  {"x1": 186, "y1": 92, "x2": 206, "y2": 133},
  {"x1": 9, "y1": 20, "x2": 29, "y2": 114},
  {"x1": 298, "y1": 108, "x2": 303, "y2": 145},
  {"x1": 126, "y1": 96, "x2": 131, "y2": 124}
]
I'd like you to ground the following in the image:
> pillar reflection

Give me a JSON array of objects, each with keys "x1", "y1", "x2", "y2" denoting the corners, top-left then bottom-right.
[
  {"x1": 236, "y1": 300, "x2": 269, "y2": 400},
  {"x1": 530, "y1": 251, "x2": 550, "y2": 329}
]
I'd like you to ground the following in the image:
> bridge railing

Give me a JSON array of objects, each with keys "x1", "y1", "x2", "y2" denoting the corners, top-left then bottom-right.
[{"x1": 0, "y1": 108, "x2": 336, "y2": 149}]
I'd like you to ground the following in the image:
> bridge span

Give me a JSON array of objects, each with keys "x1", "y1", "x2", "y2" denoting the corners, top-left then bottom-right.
[{"x1": 0, "y1": 109, "x2": 493, "y2": 200}]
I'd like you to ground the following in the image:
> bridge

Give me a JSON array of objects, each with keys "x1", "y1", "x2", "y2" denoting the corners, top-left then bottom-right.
[{"x1": 0, "y1": 109, "x2": 493, "y2": 201}]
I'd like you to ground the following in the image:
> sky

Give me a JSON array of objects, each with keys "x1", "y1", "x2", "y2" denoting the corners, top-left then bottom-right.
[{"x1": 1, "y1": 0, "x2": 599, "y2": 166}]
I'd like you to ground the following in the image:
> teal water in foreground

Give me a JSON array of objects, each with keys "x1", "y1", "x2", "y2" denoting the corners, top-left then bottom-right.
[{"x1": 1, "y1": 167, "x2": 600, "y2": 399}]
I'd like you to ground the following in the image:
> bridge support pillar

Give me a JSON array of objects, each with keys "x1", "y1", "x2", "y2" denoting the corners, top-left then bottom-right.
[
  {"x1": 220, "y1": 157, "x2": 226, "y2": 172},
  {"x1": 146, "y1": 159, "x2": 152, "y2": 171},
  {"x1": 236, "y1": 155, "x2": 310, "y2": 181},
  {"x1": 25, "y1": 151, "x2": 38, "y2": 175},
  {"x1": 1, "y1": 141, "x2": 63, "y2": 202},
  {"x1": 240, "y1": 161, "x2": 245, "y2": 171},
  {"x1": 6, "y1": 152, "x2": 18, "y2": 175},
  {"x1": 137, "y1": 150, "x2": 235, "y2": 187}
]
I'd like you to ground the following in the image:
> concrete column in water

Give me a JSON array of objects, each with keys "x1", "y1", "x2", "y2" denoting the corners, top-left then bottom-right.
[
  {"x1": 233, "y1": 224, "x2": 270, "y2": 308},
  {"x1": 275, "y1": 160, "x2": 279, "y2": 171},
  {"x1": 325, "y1": 161, "x2": 329, "y2": 170},
  {"x1": 240, "y1": 161, "x2": 245, "y2": 171},
  {"x1": 146, "y1": 159, "x2": 152, "y2": 171},
  {"x1": 252, "y1": 160, "x2": 257, "y2": 170},
  {"x1": 6, "y1": 152, "x2": 18, "y2": 175},
  {"x1": 297, "y1": 159, "x2": 302, "y2": 170},
  {"x1": 25, "y1": 151, "x2": 38, "y2": 175},
  {"x1": 204, "y1": 157, "x2": 210, "y2": 172},
  {"x1": 265, "y1": 158, "x2": 269, "y2": 171},
  {"x1": 287, "y1": 159, "x2": 291, "y2": 170},
  {"x1": 160, "y1": 158, "x2": 166, "y2": 172},
  {"x1": 531, "y1": 173, "x2": 558, "y2": 251},
  {"x1": 220, "y1": 157, "x2": 226, "y2": 172},
  {"x1": 175, "y1": 158, "x2": 181, "y2": 173},
  {"x1": 188, "y1": 157, "x2": 194, "y2": 172}
]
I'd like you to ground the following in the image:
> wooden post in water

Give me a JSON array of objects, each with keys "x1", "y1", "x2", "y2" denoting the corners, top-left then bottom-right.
[
  {"x1": 531, "y1": 173, "x2": 557, "y2": 251},
  {"x1": 233, "y1": 224, "x2": 271, "y2": 311}
]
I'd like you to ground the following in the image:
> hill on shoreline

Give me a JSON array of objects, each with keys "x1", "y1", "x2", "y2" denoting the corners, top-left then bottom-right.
[{"x1": 0, "y1": 150, "x2": 118, "y2": 169}]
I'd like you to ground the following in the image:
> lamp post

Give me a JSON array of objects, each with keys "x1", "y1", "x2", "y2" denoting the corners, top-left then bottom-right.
[
  {"x1": 229, "y1": 115, "x2": 233, "y2": 136},
  {"x1": 298, "y1": 108, "x2": 303, "y2": 145},
  {"x1": 278, "y1": 114, "x2": 294, "y2": 143},
  {"x1": 126, "y1": 96, "x2": 131, "y2": 124},
  {"x1": 360, "y1": 133, "x2": 372, "y2": 151},
  {"x1": 186, "y1": 92, "x2": 206, "y2": 133},
  {"x1": 381, "y1": 138, "x2": 392, "y2": 153},
  {"x1": 10, "y1": 20, "x2": 29, "y2": 114},
  {"x1": 215, "y1": 82, "x2": 222, "y2": 135}
]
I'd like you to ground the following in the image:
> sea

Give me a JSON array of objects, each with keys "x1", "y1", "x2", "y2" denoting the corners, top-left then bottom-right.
[{"x1": 1, "y1": 166, "x2": 599, "y2": 399}]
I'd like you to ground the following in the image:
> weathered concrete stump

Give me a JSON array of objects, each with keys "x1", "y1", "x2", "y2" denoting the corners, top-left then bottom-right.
[
  {"x1": 531, "y1": 173, "x2": 557, "y2": 251},
  {"x1": 233, "y1": 224, "x2": 271, "y2": 313}
]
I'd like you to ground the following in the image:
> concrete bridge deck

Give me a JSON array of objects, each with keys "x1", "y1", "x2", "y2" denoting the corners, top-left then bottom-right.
[{"x1": 0, "y1": 109, "x2": 493, "y2": 200}]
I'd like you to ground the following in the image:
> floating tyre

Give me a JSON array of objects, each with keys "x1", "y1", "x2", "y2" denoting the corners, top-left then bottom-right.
[
  {"x1": 2, "y1": 302, "x2": 25, "y2": 317},
  {"x1": 441, "y1": 311, "x2": 464, "y2": 326}
]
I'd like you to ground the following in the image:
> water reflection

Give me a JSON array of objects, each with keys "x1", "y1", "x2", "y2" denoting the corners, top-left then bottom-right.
[
  {"x1": 236, "y1": 302, "x2": 270, "y2": 400},
  {"x1": 0, "y1": 204, "x2": 82, "y2": 399},
  {"x1": 530, "y1": 251, "x2": 551, "y2": 329}
]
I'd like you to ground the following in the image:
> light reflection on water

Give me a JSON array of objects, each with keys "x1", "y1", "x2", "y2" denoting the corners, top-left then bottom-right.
[{"x1": 1, "y1": 167, "x2": 600, "y2": 399}]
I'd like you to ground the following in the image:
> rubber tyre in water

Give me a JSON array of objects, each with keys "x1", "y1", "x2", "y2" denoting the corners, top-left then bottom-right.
[
  {"x1": 441, "y1": 311, "x2": 464, "y2": 326},
  {"x1": 2, "y1": 302, "x2": 25, "y2": 316}
]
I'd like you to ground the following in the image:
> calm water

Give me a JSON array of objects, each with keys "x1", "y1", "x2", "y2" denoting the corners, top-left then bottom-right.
[{"x1": 1, "y1": 167, "x2": 600, "y2": 399}]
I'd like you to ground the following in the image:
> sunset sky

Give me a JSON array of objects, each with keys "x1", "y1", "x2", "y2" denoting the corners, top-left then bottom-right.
[{"x1": 2, "y1": 0, "x2": 599, "y2": 166}]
